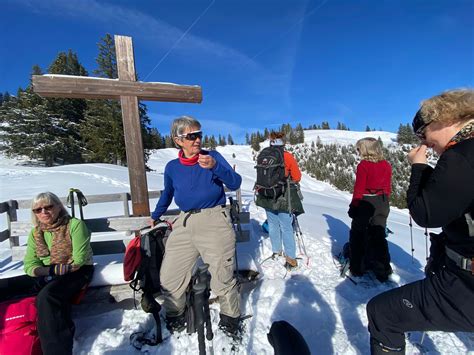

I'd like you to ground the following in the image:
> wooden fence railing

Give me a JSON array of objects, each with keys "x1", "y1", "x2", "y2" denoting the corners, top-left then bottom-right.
[{"x1": 1, "y1": 189, "x2": 249, "y2": 261}]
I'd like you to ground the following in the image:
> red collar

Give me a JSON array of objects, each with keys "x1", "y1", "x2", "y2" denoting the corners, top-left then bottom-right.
[{"x1": 178, "y1": 150, "x2": 199, "y2": 166}]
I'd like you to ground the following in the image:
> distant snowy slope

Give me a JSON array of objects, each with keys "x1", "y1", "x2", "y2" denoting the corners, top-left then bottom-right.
[{"x1": 304, "y1": 129, "x2": 398, "y2": 146}]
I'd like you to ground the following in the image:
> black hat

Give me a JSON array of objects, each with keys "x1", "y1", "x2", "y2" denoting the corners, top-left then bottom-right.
[{"x1": 412, "y1": 109, "x2": 425, "y2": 134}]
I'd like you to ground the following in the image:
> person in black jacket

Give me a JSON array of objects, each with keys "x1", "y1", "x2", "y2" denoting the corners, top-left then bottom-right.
[{"x1": 366, "y1": 89, "x2": 474, "y2": 354}]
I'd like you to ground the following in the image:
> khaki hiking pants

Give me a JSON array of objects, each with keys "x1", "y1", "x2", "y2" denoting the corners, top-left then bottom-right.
[{"x1": 160, "y1": 205, "x2": 240, "y2": 318}]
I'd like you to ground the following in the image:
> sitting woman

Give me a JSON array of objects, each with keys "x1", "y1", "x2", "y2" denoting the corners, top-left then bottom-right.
[{"x1": 24, "y1": 192, "x2": 94, "y2": 355}]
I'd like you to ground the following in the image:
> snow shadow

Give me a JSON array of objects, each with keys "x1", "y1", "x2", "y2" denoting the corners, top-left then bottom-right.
[
  {"x1": 322, "y1": 213, "x2": 350, "y2": 257},
  {"x1": 272, "y1": 275, "x2": 336, "y2": 353}
]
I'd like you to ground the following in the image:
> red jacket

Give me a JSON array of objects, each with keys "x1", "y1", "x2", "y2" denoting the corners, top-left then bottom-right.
[
  {"x1": 284, "y1": 151, "x2": 302, "y2": 183},
  {"x1": 351, "y1": 159, "x2": 391, "y2": 206}
]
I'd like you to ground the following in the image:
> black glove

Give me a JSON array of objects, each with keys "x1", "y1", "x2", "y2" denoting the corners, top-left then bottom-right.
[
  {"x1": 348, "y1": 204, "x2": 357, "y2": 219},
  {"x1": 424, "y1": 232, "x2": 446, "y2": 276},
  {"x1": 49, "y1": 264, "x2": 72, "y2": 276}
]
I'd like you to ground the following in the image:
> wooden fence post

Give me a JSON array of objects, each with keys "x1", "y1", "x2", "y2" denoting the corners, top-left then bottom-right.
[
  {"x1": 236, "y1": 189, "x2": 242, "y2": 211},
  {"x1": 122, "y1": 193, "x2": 130, "y2": 217},
  {"x1": 7, "y1": 200, "x2": 19, "y2": 247}
]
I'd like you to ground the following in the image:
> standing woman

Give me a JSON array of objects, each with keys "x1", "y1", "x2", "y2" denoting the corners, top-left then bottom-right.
[
  {"x1": 366, "y1": 89, "x2": 474, "y2": 354},
  {"x1": 255, "y1": 131, "x2": 304, "y2": 270},
  {"x1": 150, "y1": 116, "x2": 243, "y2": 337},
  {"x1": 348, "y1": 137, "x2": 392, "y2": 281},
  {"x1": 24, "y1": 192, "x2": 94, "y2": 355}
]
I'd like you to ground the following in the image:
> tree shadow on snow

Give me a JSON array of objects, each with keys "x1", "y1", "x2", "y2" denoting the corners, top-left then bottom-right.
[{"x1": 271, "y1": 274, "x2": 336, "y2": 353}]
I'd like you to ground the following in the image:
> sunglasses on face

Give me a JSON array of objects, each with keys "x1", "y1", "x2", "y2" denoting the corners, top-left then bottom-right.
[
  {"x1": 32, "y1": 205, "x2": 54, "y2": 214},
  {"x1": 414, "y1": 123, "x2": 430, "y2": 140},
  {"x1": 412, "y1": 109, "x2": 430, "y2": 140},
  {"x1": 178, "y1": 130, "x2": 203, "y2": 141}
]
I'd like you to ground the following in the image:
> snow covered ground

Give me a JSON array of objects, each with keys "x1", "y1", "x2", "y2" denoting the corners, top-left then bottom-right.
[{"x1": 0, "y1": 130, "x2": 472, "y2": 354}]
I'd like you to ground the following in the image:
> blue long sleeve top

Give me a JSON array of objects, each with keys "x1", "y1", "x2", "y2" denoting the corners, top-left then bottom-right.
[{"x1": 151, "y1": 150, "x2": 242, "y2": 220}]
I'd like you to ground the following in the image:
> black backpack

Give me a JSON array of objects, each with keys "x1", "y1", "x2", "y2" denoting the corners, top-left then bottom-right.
[
  {"x1": 254, "y1": 145, "x2": 287, "y2": 199},
  {"x1": 130, "y1": 222, "x2": 171, "y2": 294}
]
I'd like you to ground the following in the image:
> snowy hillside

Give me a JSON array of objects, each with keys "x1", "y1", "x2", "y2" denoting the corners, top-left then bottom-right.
[
  {"x1": 0, "y1": 132, "x2": 472, "y2": 354},
  {"x1": 304, "y1": 129, "x2": 398, "y2": 146}
]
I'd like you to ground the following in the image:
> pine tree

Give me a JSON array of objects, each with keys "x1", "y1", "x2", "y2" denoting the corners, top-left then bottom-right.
[
  {"x1": 227, "y1": 134, "x2": 234, "y2": 145},
  {"x1": 251, "y1": 135, "x2": 260, "y2": 151},
  {"x1": 45, "y1": 51, "x2": 88, "y2": 163},
  {"x1": 397, "y1": 123, "x2": 417, "y2": 145},
  {"x1": 1, "y1": 59, "x2": 87, "y2": 166},
  {"x1": 208, "y1": 135, "x2": 217, "y2": 150},
  {"x1": 0, "y1": 86, "x2": 58, "y2": 166}
]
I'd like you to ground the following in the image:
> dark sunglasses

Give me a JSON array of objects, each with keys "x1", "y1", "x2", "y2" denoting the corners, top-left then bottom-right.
[
  {"x1": 414, "y1": 123, "x2": 430, "y2": 140},
  {"x1": 412, "y1": 109, "x2": 430, "y2": 140},
  {"x1": 178, "y1": 130, "x2": 202, "y2": 141},
  {"x1": 32, "y1": 204, "x2": 54, "y2": 214}
]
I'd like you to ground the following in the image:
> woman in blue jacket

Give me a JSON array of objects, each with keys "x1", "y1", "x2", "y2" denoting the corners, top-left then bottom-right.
[{"x1": 151, "y1": 116, "x2": 242, "y2": 337}]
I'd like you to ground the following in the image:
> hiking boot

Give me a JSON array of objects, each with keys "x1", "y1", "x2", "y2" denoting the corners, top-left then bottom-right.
[
  {"x1": 219, "y1": 314, "x2": 242, "y2": 339},
  {"x1": 165, "y1": 313, "x2": 186, "y2": 333},
  {"x1": 284, "y1": 256, "x2": 298, "y2": 270},
  {"x1": 373, "y1": 263, "x2": 393, "y2": 283},
  {"x1": 271, "y1": 251, "x2": 283, "y2": 260}
]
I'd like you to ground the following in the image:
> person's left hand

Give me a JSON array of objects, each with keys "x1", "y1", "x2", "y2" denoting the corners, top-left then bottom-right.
[
  {"x1": 408, "y1": 145, "x2": 428, "y2": 165},
  {"x1": 198, "y1": 154, "x2": 216, "y2": 169}
]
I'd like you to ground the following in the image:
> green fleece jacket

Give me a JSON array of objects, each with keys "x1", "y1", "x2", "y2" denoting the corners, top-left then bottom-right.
[{"x1": 23, "y1": 217, "x2": 93, "y2": 276}]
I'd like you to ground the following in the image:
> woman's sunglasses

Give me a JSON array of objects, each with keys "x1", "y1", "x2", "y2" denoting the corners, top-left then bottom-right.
[
  {"x1": 178, "y1": 130, "x2": 203, "y2": 141},
  {"x1": 32, "y1": 205, "x2": 54, "y2": 214},
  {"x1": 414, "y1": 123, "x2": 430, "y2": 140}
]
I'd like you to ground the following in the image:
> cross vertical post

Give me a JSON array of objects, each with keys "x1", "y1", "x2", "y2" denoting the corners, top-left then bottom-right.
[{"x1": 115, "y1": 35, "x2": 149, "y2": 216}]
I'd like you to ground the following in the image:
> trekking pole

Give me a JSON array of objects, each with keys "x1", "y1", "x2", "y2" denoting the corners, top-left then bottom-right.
[
  {"x1": 228, "y1": 197, "x2": 241, "y2": 280},
  {"x1": 67, "y1": 188, "x2": 76, "y2": 218},
  {"x1": 424, "y1": 228, "x2": 429, "y2": 262},
  {"x1": 294, "y1": 215, "x2": 310, "y2": 265},
  {"x1": 193, "y1": 281, "x2": 207, "y2": 355},
  {"x1": 409, "y1": 215, "x2": 414, "y2": 263},
  {"x1": 198, "y1": 264, "x2": 214, "y2": 349},
  {"x1": 72, "y1": 188, "x2": 88, "y2": 220}
]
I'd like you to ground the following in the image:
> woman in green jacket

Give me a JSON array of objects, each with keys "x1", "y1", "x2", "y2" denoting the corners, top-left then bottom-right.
[{"x1": 24, "y1": 192, "x2": 93, "y2": 355}]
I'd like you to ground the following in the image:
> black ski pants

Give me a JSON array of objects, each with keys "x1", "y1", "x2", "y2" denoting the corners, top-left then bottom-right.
[
  {"x1": 367, "y1": 267, "x2": 474, "y2": 352},
  {"x1": 349, "y1": 194, "x2": 390, "y2": 276},
  {"x1": 36, "y1": 265, "x2": 94, "y2": 355}
]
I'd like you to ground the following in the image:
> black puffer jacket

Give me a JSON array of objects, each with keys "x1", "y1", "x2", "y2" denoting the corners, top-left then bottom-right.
[{"x1": 407, "y1": 138, "x2": 474, "y2": 274}]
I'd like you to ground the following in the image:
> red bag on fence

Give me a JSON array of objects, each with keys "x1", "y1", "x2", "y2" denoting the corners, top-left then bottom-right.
[
  {"x1": 0, "y1": 296, "x2": 42, "y2": 355},
  {"x1": 123, "y1": 234, "x2": 142, "y2": 282}
]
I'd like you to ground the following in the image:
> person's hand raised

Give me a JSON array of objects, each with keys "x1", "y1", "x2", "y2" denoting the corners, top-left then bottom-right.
[
  {"x1": 198, "y1": 154, "x2": 215, "y2": 169},
  {"x1": 408, "y1": 145, "x2": 428, "y2": 165}
]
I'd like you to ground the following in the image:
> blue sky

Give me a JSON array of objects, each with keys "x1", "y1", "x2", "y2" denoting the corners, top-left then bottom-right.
[{"x1": 1, "y1": 0, "x2": 473, "y2": 142}]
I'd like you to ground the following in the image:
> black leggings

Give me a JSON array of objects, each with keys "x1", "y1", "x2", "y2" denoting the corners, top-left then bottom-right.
[
  {"x1": 349, "y1": 195, "x2": 390, "y2": 276},
  {"x1": 36, "y1": 265, "x2": 94, "y2": 355},
  {"x1": 367, "y1": 268, "x2": 474, "y2": 350}
]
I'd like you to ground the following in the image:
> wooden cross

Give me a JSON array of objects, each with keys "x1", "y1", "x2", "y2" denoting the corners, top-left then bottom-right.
[{"x1": 32, "y1": 35, "x2": 202, "y2": 216}]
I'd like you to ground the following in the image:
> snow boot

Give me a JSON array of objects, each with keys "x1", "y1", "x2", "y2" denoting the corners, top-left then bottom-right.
[
  {"x1": 218, "y1": 314, "x2": 242, "y2": 339},
  {"x1": 284, "y1": 256, "x2": 298, "y2": 271},
  {"x1": 165, "y1": 313, "x2": 186, "y2": 333},
  {"x1": 373, "y1": 262, "x2": 393, "y2": 283}
]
